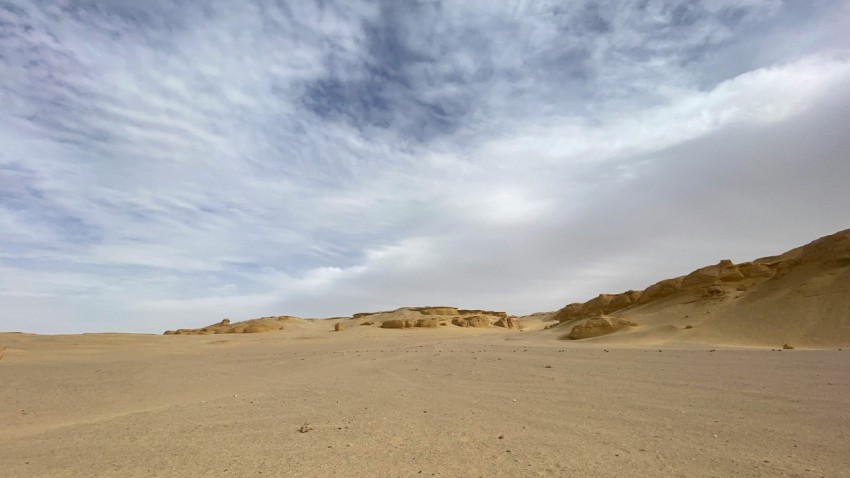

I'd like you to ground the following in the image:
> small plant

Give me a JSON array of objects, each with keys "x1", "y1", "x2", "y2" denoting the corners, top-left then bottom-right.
[
  {"x1": 684, "y1": 325, "x2": 693, "y2": 329},
  {"x1": 782, "y1": 343, "x2": 794, "y2": 350}
]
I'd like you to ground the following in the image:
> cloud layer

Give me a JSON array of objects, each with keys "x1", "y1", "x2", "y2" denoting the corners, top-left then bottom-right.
[{"x1": 2, "y1": 0, "x2": 849, "y2": 333}]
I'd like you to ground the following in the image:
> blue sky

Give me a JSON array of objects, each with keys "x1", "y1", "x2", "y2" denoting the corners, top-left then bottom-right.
[{"x1": 2, "y1": 0, "x2": 849, "y2": 333}]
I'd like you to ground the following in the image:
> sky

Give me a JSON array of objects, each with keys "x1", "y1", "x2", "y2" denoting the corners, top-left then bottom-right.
[{"x1": 1, "y1": 0, "x2": 849, "y2": 334}]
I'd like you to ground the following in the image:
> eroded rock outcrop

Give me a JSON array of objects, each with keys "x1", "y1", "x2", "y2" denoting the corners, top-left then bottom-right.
[
  {"x1": 551, "y1": 229, "x2": 850, "y2": 337},
  {"x1": 381, "y1": 319, "x2": 416, "y2": 329},
  {"x1": 452, "y1": 316, "x2": 491, "y2": 328},
  {"x1": 639, "y1": 277, "x2": 684, "y2": 304},
  {"x1": 458, "y1": 309, "x2": 509, "y2": 318},
  {"x1": 494, "y1": 317, "x2": 521, "y2": 329},
  {"x1": 380, "y1": 318, "x2": 442, "y2": 329},
  {"x1": 164, "y1": 316, "x2": 293, "y2": 335},
  {"x1": 411, "y1": 307, "x2": 459, "y2": 316},
  {"x1": 566, "y1": 316, "x2": 638, "y2": 340}
]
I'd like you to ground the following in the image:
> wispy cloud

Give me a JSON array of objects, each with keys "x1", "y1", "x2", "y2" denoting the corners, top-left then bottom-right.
[{"x1": 1, "y1": 0, "x2": 849, "y2": 333}]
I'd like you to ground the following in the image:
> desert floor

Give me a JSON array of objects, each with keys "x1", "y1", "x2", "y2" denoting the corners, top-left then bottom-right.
[{"x1": 1, "y1": 327, "x2": 848, "y2": 477}]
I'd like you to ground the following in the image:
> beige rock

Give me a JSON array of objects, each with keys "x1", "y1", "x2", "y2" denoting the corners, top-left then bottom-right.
[
  {"x1": 494, "y1": 317, "x2": 521, "y2": 329},
  {"x1": 554, "y1": 303, "x2": 583, "y2": 323},
  {"x1": 413, "y1": 307, "x2": 459, "y2": 316},
  {"x1": 381, "y1": 319, "x2": 415, "y2": 329},
  {"x1": 580, "y1": 294, "x2": 615, "y2": 315},
  {"x1": 608, "y1": 293, "x2": 634, "y2": 311},
  {"x1": 567, "y1": 317, "x2": 638, "y2": 340},
  {"x1": 458, "y1": 309, "x2": 508, "y2": 318},
  {"x1": 414, "y1": 318, "x2": 440, "y2": 328},
  {"x1": 334, "y1": 323, "x2": 345, "y2": 332},
  {"x1": 452, "y1": 316, "x2": 491, "y2": 328},
  {"x1": 718, "y1": 261, "x2": 745, "y2": 282},
  {"x1": 639, "y1": 277, "x2": 684, "y2": 304},
  {"x1": 682, "y1": 266, "x2": 721, "y2": 289},
  {"x1": 626, "y1": 290, "x2": 643, "y2": 303}
]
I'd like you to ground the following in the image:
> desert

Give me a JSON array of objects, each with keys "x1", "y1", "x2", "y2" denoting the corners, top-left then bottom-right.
[
  {"x1": 2, "y1": 230, "x2": 849, "y2": 477},
  {"x1": 3, "y1": 3, "x2": 850, "y2": 476}
]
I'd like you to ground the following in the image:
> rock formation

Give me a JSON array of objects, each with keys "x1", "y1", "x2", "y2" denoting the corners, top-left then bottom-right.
[
  {"x1": 380, "y1": 318, "x2": 442, "y2": 329},
  {"x1": 566, "y1": 316, "x2": 638, "y2": 340},
  {"x1": 551, "y1": 228, "x2": 850, "y2": 345},
  {"x1": 452, "y1": 316, "x2": 491, "y2": 328},
  {"x1": 494, "y1": 317, "x2": 521, "y2": 329},
  {"x1": 164, "y1": 316, "x2": 294, "y2": 335},
  {"x1": 410, "y1": 306, "x2": 460, "y2": 316}
]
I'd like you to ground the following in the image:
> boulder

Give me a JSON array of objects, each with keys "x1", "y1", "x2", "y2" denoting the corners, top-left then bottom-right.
[
  {"x1": 334, "y1": 322, "x2": 345, "y2": 332},
  {"x1": 494, "y1": 317, "x2": 521, "y2": 329}
]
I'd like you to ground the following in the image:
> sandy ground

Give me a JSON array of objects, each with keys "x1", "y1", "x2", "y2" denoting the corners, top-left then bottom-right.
[{"x1": 1, "y1": 325, "x2": 848, "y2": 478}]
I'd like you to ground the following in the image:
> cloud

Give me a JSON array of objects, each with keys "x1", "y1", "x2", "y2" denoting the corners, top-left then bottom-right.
[{"x1": 1, "y1": 0, "x2": 849, "y2": 333}]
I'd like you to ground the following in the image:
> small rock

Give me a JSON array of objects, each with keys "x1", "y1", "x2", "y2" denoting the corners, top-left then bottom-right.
[{"x1": 298, "y1": 423, "x2": 314, "y2": 433}]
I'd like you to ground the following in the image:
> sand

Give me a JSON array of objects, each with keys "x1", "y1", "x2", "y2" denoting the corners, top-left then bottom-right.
[{"x1": 2, "y1": 326, "x2": 849, "y2": 477}]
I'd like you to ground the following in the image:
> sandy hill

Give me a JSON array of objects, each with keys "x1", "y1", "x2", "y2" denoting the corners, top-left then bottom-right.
[{"x1": 549, "y1": 228, "x2": 850, "y2": 347}]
